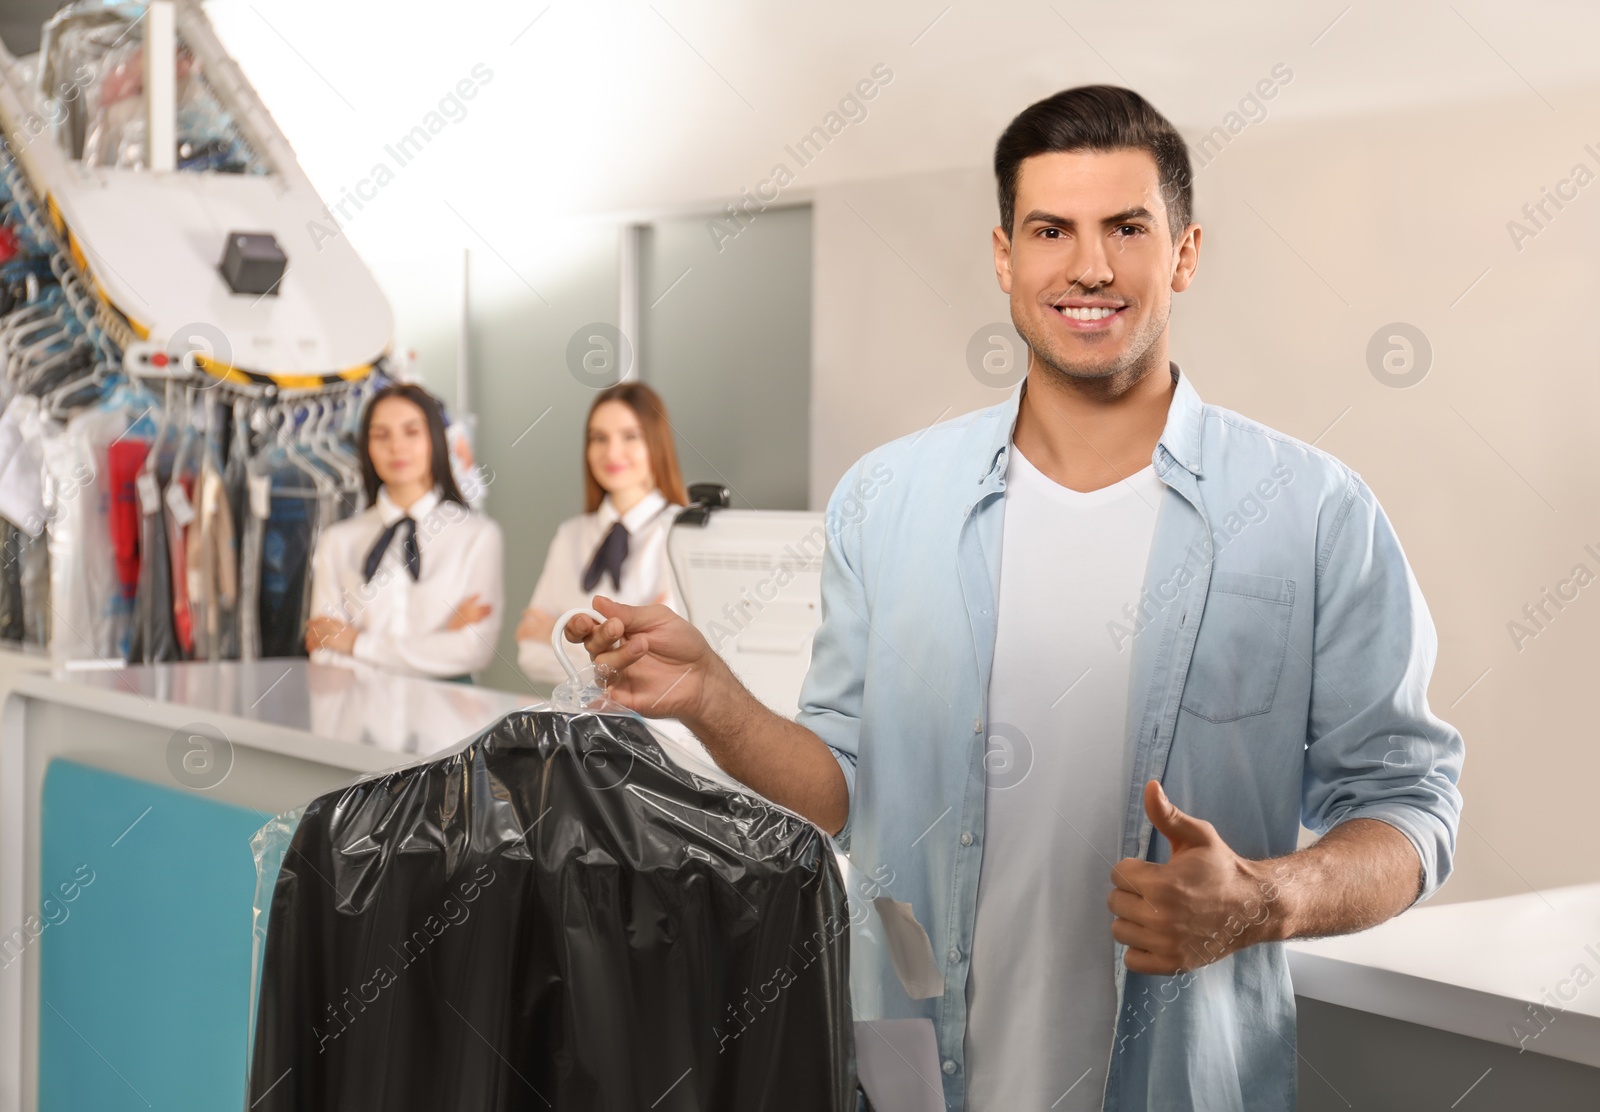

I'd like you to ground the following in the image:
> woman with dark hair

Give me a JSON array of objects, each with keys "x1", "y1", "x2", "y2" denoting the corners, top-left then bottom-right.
[
  {"x1": 516, "y1": 382, "x2": 688, "y2": 686},
  {"x1": 305, "y1": 382, "x2": 503, "y2": 681}
]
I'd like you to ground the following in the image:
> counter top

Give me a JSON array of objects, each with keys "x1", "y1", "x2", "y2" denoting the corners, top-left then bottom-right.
[
  {"x1": 1288, "y1": 882, "x2": 1600, "y2": 1067},
  {"x1": 9, "y1": 649, "x2": 1590, "y2": 1072},
  {"x1": 2, "y1": 653, "x2": 540, "y2": 775}
]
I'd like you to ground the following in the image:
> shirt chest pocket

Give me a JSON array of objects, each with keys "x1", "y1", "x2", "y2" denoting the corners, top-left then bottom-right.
[{"x1": 1179, "y1": 571, "x2": 1297, "y2": 723}]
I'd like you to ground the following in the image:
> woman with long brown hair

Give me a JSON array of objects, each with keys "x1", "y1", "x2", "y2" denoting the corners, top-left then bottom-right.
[
  {"x1": 516, "y1": 382, "x2": 687, "y2": 686},
  {"x1": 306, "y1": 382, "x2": 503, "y2": 681}
]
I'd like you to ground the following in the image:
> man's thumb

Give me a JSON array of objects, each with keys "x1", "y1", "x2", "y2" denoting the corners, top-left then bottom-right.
[{"x1": 1143, "y1": 780, "x2": 1213, "y2": 850}]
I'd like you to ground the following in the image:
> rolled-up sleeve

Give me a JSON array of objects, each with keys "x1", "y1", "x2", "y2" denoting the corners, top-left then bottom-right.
[
  {"x1": 1301, "y1": 472, "x2": 1464, "y2": 906},
  {"x1": 795, "y1": 461, "x2": 873, "y2": 850}
]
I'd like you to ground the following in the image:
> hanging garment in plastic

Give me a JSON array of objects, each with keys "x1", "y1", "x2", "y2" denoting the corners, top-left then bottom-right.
[
  {"x1": 0, "y1": 394, "x2": 45, "y2": 533},
  {"x1": 238, "y1": 474, "x2": 263, "y2": 660},
  {"x1": 186, "y1": 403, "x2": 237, "y2": 660},
  {"x1": 187, "y1": 454, "x2": 236, "y2": 659},
  {"x1": 218, "y1": 402, "x2": 251, "y2": 658},
  {"x1": 250, "y1": 445, "x2": 323, "y2": 658},
  {"x1": 106, "y1": 435, "x2": 150, "y2": 649},
  {"x1": 165, "y1": 413, "x2": 200, "y2": 657},
  {"x1": 246, "y1": 701, "x2": 856, "y2": 1111},
  {"x1": 19, "y1": 523, "x2": 49, "y2": 647},
  {"x1": 39, "y1": 415, "x2": 93, "y2": 655},
  {"x1": 0, "y1": 520, "x2": 22, "y2": 641},
  {"x1": 135, "y1": 400, "x2": 180, "y2": 663},
  {"x1": 49, "y1": 0, "x2": 270, "y2": 176},
  {"x1": 38, "y1": 379, "x2": 159, "y2": 660},
  {"x1": 41, "y1": 402, "x2": 117, "y2": 660}
]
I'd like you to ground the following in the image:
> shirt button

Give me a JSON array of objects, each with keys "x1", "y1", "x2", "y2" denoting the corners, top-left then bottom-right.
[
  {"x1": 942, "y1": 1059, "x2": 958, "y2": 1075},
  {"x1": 947, "y1": 948, "x2": 961, "y2": 963},
  {"x1": 960, "y1": 832, "x2": 974, "y2": 846},
  {"x1": 972, "y1": 719, "x2": 982, "y2": 734}
]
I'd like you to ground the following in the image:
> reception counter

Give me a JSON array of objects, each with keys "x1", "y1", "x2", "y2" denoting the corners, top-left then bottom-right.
[
  {"x1": 1287, "y1": 883, "x2": 1600, "y2": 1108},
  {"x1": 0, "y1": 647, "x2": 1595, "y2": 1110},
  {"x1": 0, "y1": 651, "x2": 534, "y2": 1111}
]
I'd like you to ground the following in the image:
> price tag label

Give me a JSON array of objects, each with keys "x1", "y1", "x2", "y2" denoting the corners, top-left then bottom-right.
[
  {"x1": 164, "y1": 481, "x2": 196, "y2": 527},
  {"x1": 136, "y1": 471, "x2": 160, "y2": 516},
  {"x1": 249, "y1": 474, "x2": 272, "y2": 519}
]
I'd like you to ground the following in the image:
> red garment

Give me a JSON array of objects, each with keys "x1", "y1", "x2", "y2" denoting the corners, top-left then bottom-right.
[{"x1": 106, "y1": 440, "x2": 149, "y2": 601}]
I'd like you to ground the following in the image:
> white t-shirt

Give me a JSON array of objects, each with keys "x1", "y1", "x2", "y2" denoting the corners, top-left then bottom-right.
[
  {"x1": 517, "y1": 488, "x2": 685, "y2": 686},
  {"x1": 963, "y1": 445, "x2": 1164, "y2": 1111}
]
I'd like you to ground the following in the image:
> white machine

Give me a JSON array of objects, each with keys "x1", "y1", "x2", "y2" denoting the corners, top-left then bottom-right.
[
  {"x1": 667, "y1": 505, "x2": 828, "y2": 718},
  {"x1": 0, "y1": 0, "x2": 394, "y2": 389}
]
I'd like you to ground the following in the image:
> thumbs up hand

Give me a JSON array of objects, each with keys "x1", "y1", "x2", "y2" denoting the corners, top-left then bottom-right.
[{"x1": 1107, "y1": 780, "x2": 1286, "y2": 976}]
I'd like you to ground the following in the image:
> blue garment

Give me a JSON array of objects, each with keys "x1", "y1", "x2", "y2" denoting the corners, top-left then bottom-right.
[
  {"x1": 254, "y1": 451, "x2": 322, "y2": 658},
  {"x1": 259, "y1": 493, "x2": 314, "y2": 657},
  {"x1": 796, "y1": 363, "x2": 1464, "y2": 1112}
]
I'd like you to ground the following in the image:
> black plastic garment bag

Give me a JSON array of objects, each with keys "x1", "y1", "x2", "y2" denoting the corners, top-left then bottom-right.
[{"x1": 247, "y1": 706, "x2": 856, "y2": 1111}]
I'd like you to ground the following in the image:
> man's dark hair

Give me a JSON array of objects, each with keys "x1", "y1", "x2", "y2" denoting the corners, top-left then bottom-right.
[{"x1": 994, "y1": 85, "x2": 1193, "y2": 242}]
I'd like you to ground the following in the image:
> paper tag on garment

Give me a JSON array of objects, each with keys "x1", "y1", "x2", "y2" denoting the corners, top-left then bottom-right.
[
  {"x1": 136, "y1": 471, "x2": 161, "y2": 516},
  {"x1": 164, "y1": 481, "x2": 195, "y2": 527},
  {"x1": 873, "y1": 897, "x2": 944, "y2": 1000},
  {"x1": 855, "y1": 1019, "x2": 945, "y2": 1112},
  {"x1": 249, "y1": 474, "x2": 271, "y2": 519}
]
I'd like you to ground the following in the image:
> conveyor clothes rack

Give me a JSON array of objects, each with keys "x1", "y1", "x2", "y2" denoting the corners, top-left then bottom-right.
[
  {"x1": 0, "y1": 132, "x2": 392, "y2": 665},
  {"x1": 0, "y1": 0, "x2": 397, "y2": 394}
]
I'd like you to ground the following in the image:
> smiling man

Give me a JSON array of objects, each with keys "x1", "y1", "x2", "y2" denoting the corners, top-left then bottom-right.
[{"x1": 566, "y1": 85, "x2": 1464, "y2": 1111}]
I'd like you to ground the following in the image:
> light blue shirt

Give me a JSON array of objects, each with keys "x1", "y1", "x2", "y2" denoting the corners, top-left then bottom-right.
[{"x1": 796, "y1": 363, "x2": 1465, "y2": 1111}]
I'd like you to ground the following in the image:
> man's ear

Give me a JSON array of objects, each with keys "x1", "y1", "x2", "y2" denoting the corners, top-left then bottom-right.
[
  {"x1": 993, "y1": 225, "x2": 1014, "y2": 294},
  {"x1": 1170, "y1": 223, "x2": 1201, "y2": 294}
]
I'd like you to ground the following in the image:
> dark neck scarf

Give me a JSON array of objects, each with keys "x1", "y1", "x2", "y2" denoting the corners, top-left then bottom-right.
[
  {"x1": 364, "y1": 516, "x2": 419, "y2": 582},
  {"x1": 581, "y1": 521, "x2": 629, "y2": 592}
]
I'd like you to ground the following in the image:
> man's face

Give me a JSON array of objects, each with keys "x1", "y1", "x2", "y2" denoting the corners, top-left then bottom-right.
[{"x1": 993, "y1": 148, "x2": 1199, "y2": 386}]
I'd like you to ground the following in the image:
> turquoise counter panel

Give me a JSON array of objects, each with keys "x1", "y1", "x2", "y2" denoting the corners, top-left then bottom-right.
[{"x1": 38, "y1": 759, "x2": 274, "y2": 1111}]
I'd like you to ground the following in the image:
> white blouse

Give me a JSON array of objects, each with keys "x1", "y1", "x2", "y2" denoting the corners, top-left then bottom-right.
[
  {"x1": 309, "y1": 485, "x2": 505, "y2": 679},
  {"x1": 518, "y1": 487, "x2": 685, "y2": 686}
]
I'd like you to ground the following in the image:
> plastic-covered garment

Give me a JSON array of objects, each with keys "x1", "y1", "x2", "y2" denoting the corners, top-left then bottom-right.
[
  {"x1": 246, "y1": 703, "x2": 856, "y2": 1111},
  {"x1": 186, "y1": 453, "x2": 235, "y2": 659},
  {"x1": 165, "y1": 410, "x2": 199, "y2": 656},
  {"x1": 238, "y1": 465, "x2": 262, "y2": 661},
  {"x1": 40, "y1": 0, "x2": 268, "y2": 174},
  {"x1": 134, "y1": 395, "x2": 180, "y2": 663},
  {"x1": 106, "y1": 435, "x2": 150, "y2": 646},
  {"x1": 0, "y1": 395, "x2": 46, "y2": 533},
  {"x1": 185, "y1": 402, "x2": 237, "y2": 660},
  {"x1": 218, "y1": 401, "x2": 251, "y2": 658},
  {"x1": 19, "y1": 524, "x2": 49, "y2": 647},
  {"x1": 133, "y1": 490, "x2": 176, "y2": 662},
  {"x1": 0, "y1": 520, "x2": 23, "y2": 640},
  {"x1": 40, "y1": 416, "x2": 99, "y2": 658},
  {"x1": 247, "y1": 444, "x2": 325, "y2": 658},
  {"x1": 82, "y1": 43, "x2": 267, "y2": 174},
  {"x1": 36, "y1": 0, "x2": 133, "y2": 160},
  {"x1": 38, "y1": 379, "x2": 159, "y2": 660}
]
